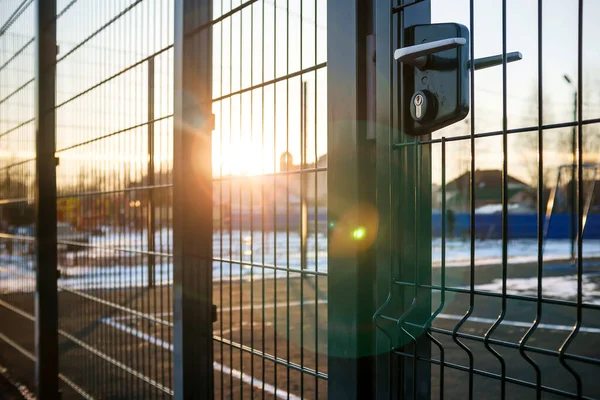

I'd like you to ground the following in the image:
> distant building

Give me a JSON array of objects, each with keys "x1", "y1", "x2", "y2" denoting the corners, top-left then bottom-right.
[{"x1": 442, "y1": 169, "x2": 535, "y2": 212}]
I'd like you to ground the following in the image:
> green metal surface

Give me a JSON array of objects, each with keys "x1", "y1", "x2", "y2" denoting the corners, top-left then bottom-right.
[
  {"x1": 372, "y1": 1, "x2": 432, "y2": 398},
  {"x1": 327, "y1": 0, "x2": 377, "y2": 398}
]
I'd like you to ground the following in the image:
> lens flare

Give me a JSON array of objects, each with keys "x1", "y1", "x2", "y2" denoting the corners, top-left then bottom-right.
[{"x1": 352, "y1": 227, "x2": 367, "y2": 240}]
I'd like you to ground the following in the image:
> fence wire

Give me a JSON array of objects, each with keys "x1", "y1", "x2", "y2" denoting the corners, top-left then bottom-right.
[
  {"x1": 0, "y1": 0, "x2": 327, "y2": 399},
  {"x1": 0, "y1": 0, "x2": 37, "y2": 392},
  {"x1": 373, "y1": 1, "x2": 600, "y2": 399},
  {"x1": 53, "y1": 0, "x2": 174, "y2": 398},
  {"x1": 210, "y1": 0, "x2": 327, "y2": 398}
]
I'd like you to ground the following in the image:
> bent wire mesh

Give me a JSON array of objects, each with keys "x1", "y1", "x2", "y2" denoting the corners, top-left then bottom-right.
[{"x1": 373, "y1": 1, "x2": 600, "y2": 399}]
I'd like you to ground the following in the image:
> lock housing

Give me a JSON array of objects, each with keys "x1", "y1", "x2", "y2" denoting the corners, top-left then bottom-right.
[{"x1": 402, "y1": 23, "x2": 470, "y2": 136}]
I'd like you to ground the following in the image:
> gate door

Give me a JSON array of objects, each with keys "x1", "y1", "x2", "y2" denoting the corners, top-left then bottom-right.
[{"x1": 372, "y1": 0, "x2": 600, "y2": 399}]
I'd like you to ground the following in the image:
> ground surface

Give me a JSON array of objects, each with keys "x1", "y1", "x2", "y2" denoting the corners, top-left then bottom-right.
[{"x1": 1, "y1": 235, "x2": 600, "y2": 399}]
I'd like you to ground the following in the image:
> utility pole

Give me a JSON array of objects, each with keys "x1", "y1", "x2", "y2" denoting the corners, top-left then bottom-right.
[{"x1": 564, "y1": 74, "x2": 577, "y2": 262}]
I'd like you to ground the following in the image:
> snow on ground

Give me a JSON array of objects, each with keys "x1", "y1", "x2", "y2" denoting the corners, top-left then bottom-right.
[
  {"x1": 474, "y1": 273, "x2": 600, "y2": 304},
  {"x1": 432, "y1": 238, "x2": 600, "y2": 267},
  {"x1": 1, "y1": 229, "x2": 599, "y2": 295}
]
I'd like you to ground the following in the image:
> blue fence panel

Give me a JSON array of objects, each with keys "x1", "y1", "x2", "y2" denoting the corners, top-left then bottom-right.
[{"x1": 431, "y1": 212, "x2": 600, "y2": 239}]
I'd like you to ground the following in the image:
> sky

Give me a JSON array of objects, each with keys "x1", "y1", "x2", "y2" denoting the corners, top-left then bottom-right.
[
  {"x1": 1, "y1": 0, "x2": 600, "y2": 191},
  {"x1": 430, "y1": 0, "x2": 600, "y2": 185}
]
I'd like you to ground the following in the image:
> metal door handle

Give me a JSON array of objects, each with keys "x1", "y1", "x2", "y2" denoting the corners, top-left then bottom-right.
[
  {"x1": 394, "y1": 37, "x2": 467, "y2": 69},
  {"x1": 397, "y1": 23, "x2": 523, "y2": 135},
  {"x1": 395, "y1": 38, "x2": 522, "y2": 72},
  {"x1": 468, "y1": 51, "x2": 523, "y2": 70}
]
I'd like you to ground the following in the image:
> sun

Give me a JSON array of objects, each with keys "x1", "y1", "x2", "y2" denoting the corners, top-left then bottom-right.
[{"x1": 214, "y1": 141, "x2": 273, "y2": 176}]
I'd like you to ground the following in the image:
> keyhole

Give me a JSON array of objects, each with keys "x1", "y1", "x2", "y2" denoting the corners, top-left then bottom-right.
[{"x1": 414, "y1": 94, "x2": 423, "y2": 118}]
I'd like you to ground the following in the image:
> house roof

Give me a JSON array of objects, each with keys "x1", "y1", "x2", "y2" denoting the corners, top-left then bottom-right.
[{"x1": 446, "y1": 169, "x2": 530, "y2": 192}]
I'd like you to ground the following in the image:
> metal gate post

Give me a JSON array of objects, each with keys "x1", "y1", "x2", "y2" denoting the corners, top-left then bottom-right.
[
  {"x1": 35, "y1": 0, "x2": 59, "y2": 398},
  {"x1": 173, "y1": 0, "x2": 214, "y2": 398},
  {"x1": 374, "y1": 1, "x2": 431, "y2": 398},
  {"x1": 327, "y1": 0, "x2": 378, "y2": 398}
]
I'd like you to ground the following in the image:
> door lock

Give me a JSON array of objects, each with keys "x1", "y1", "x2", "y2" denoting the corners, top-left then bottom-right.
[{"x1": 395, "y1": 23, "x2": 522, "y2": 136}]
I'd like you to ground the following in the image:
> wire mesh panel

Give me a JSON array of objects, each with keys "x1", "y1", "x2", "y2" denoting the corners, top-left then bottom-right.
[
  {"x1": 211, "y1": 0, "x2": 328, "y2": 398},
  {"x1": 54, "y1": 0, "x2": 174, "y2": 397},
  {"x1": 0, "y1": 0, "x2": 37, "y2": 392},
  {"x1": 373, "y1": 0, "x2": 600, "y2": 399},
  {"x1": 0, "y1": 0, "x2": 330, "y2": 397}
]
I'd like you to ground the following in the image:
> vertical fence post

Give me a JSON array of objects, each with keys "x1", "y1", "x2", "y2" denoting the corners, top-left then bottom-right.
[
  {"x1": 373, "y1": 1, "x2": 431, "y2": 398},
  {"x1": 35, "y1": 0, "x2": 58, "y2": 398},
  {"x1": 147, "y1": 56, "x2": 156, "y2": 288},
  {"x1": 327, "y1": 0, "x2": 377, "y2": 398},
  {"x1": 173, "y1": 0, "x2": 214, "y2": 398}
]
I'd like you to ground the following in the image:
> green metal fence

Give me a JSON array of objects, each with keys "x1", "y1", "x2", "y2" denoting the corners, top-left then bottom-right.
[
  {"x1": 0, "y1": 0, "x2": 328, "y2": 398},
  {"x1": 0, "y1": 0, "x2": 37, "y2": 394},
  {"x1": 370, "y1": 0, "x2": 600, "y2": 399},
  {"x1": 210, "y1": 1, "x2": 328, "y2": 398},
  {"x1": 3, "y1": 1, "x2": 600, "y2": 399}
]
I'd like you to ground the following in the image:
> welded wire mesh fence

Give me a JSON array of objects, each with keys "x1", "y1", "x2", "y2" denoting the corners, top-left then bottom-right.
[
  {"x1": 0, "y1": 0, "x2": 37, "y2": 392},
  {"x1": 54, "y1": 0, "x2": 175, "y2": 398},
  {"x1": 372, "y1": 1, "x2": 600, "y2": 399},
  {"x1": 210, "y1": 1, "x2": 328, "y2": 398},
  {"x1": 0, "y1": 0, "x2": 328, "y2": 398}
]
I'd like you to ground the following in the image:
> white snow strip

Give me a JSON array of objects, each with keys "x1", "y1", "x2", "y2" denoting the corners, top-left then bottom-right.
[
  {"x1": 471, "y1": 274, "x2": 600, "y2": 305},
  {"x1": 101, "y1": 317, "x2": 301, "y2": 400},
  {"x1": 436, "y1": 313, "x2": 600, "y2": 333},
  {"x1": 221, "y1": 299, "x2": 327, "y2": 312},
  {"x1": 109, "y1": 299, "x2": 328, "y2": 321}
]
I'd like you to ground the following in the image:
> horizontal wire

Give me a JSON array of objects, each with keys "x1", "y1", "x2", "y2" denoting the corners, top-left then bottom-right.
[
  {"x1": 184, "y1": 0, "x2": 260, "y2": 38},
  {"x1": 56, "y1": 114, "x2": 173, "y2": 153},
  {"x1": 213, "y1": 334, "x2": 328, "y2": 380},
  {"x1": 393, "y1": 279, "x2": 600, "y2": 311},
  {"x1": 0, "y1": 78, "x2": 33, "y2": 108},
  {"x1": 212, "y1": 257, "x2": 327, "y2": 277},
  {"x1": 0, "y1": 158, "x2": 36, "y2": 171},
  {"x1": 58, "y1": 329, "x2": 173, "y2": 396},
  {"x1": 0, "y1": 0, "x2": 33, "y2": 36},
  {"x1": 392, "y1": 348, "x2": 594, "y2": 400},
  {"x1": 0, "y1": 197, "x2": 32, "y2": 205},
  {"x1": 0, "y1": 331, "x2": 34, "y2": 361},
  {"x1": 394, "y1": 117, "x2": 600, "y2": 148},
  {"x1": 56, "y1": 0, "x2": 144, "y2": 64},
  {"x1": 0, "y1": 37, "x2": 34, "y2": 74},
  {"x1": 401, "y1": 321, "x2": 600, "y2": 367},
  {"x1": 55, "y1": 45, "x2": 173, "y2": 111},
  {"x1": 213, "y1": 166, "x2": 327, "y2": 181},
  {"x1": 212, "y1": 62, "x2": 327, "y2": 103},
  {"x1": 0, "y1": 233, "x2": 35, "y2": 242},
  {"x1": 57, "y1": 286, "x2": 172, "y2": 327},
  {"x1": 0, "y1": 297, "x2": 35, "y2": 322},
  {"x1": 56, "y1": 239, "x2": 172, "y2": 257},
  {"x1": 56, "y1": 0, "x2": 79, "y2": 21},
  {"x1": 57, "y1": 373, "x2": 95, "y2": 400},
  {"x1": 0, "y1": 117, "x2": 34, "y2": 139},
  {"x1": 0, "y1": 299, "x2": 96, "y2": 399},
  {"x1": 0, "y1": 330, "x2": 95, "y2": 400},
  {"x1": 57, "y1": 184, "x2": 172, "y2": 199}
]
